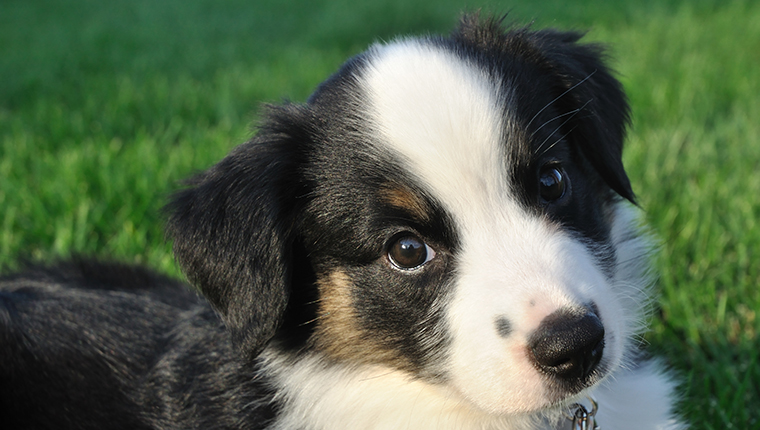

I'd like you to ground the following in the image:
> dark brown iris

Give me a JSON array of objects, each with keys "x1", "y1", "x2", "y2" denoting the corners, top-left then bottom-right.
[
  {"x1": 388, "y1": 235, "x2": 429, "y2": 269},
  {"x1": 539, "y1": 164, "x2": 567, "y2": 202}
]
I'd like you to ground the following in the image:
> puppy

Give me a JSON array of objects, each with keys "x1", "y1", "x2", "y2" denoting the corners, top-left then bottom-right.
[{"x1": 0, "y1": 15, "x2": 684, "y2": 430}]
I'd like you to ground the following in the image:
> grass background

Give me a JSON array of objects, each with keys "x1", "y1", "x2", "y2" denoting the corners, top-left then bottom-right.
[{"x1": 1, "y1": 0, "x2": 758, "y2": 427}]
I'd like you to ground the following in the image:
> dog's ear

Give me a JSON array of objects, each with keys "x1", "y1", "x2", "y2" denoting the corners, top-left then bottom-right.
[
  {"x1": 166, "y1": 105, "x2": 310, "y2": 359},
  {"x1": 532, "y1": 30, "x2": 636, "y2": 203}
]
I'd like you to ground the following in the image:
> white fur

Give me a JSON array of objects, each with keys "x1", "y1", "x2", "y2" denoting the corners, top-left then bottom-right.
[
  {"x1": 363, "y1": 39, "x2": 511, "y2": 223},
  {"x1": 363, "y1": 39, "x2": 631, "y2": 414},
  {"x1": 264, "y1": 349, "x2": 683, "y2": 430},
  {"x1": 265, "y1": 39, "x2": 683, "y2": 429}
]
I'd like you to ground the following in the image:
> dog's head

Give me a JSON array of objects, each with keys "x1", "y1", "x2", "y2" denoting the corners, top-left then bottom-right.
[{"x1": 168, "y1": 16, "x2": 648, "y2": 415}]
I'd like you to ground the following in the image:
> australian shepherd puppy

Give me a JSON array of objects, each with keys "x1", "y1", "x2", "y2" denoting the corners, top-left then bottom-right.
[{"x1": 0, "y1": 15, "x2": 683, "y2": 430}]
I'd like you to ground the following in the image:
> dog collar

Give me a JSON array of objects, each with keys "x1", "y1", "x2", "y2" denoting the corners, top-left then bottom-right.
[{"x1": 565, "y1": 396, "x2": 600, "y2": 430}]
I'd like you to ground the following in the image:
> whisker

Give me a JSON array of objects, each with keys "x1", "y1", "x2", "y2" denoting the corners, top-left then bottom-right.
[
  {"x1": 538, "y1": 126, "x2": 577, "y2": 158},
  {"x1": 358, "y1": 369, "x2": 398, "y2": 382},
  {"x1": 304, "y1": 298, "x2": 324, "y2": 306},
  {"x1": 533, "y1": 99, "x2": 590, "y2": 155},
  {"x1": 530, "y1": 98, "x2": 592, "y2": 139},
  {"x1": 525, "y1": 69, "x2": 597, "y2": 130},
  {"x1": 298, "y1": 313, "x2": 330, "y2": 326},
  {"x1": 530, "y1": 107, "x2": 581, "y2": 138}
]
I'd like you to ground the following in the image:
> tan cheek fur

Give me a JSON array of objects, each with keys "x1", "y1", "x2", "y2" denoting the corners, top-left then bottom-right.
[{"x1": 312, "y1": 270, "x2": 413, "y2": 370}]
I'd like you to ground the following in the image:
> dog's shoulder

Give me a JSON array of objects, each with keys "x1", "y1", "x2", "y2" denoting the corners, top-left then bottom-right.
[
  {"x1": 0, "y1": 259, "x2": 208, "y2": 377},
  {"x1": 0, "y1": 260, "x2": 278, "y2": 429},
  {"x1": 1, "y1": 259, "x2": 188, "y2": 296}
]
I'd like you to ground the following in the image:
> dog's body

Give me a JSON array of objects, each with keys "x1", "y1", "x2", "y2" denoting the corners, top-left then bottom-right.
[{"x1": 1, "y1": 17, "x2": 683, "y2": 429}]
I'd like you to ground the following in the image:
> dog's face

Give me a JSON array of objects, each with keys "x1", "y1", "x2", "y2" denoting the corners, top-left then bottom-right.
[{"x1": 169, "y1": 18, "x2": 649, "y2": 417}]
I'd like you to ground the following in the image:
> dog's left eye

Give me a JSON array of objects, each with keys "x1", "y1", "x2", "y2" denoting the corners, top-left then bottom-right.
[
  {"x1": 539, "y1": 164, "x2": 568, "y2": 203},
  {"x1": 387, "y1": 234, "x2": 436, "y2": 270}
]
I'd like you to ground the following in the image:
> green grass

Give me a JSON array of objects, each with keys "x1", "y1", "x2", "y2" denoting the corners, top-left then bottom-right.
[{"x1": 1, "y1": 0, "x2": 758, "y2": 427}]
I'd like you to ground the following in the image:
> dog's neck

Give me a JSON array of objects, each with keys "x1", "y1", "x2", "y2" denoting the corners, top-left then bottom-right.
[{"x1": 260, "y1": 349, "x2": 571, "y2": 430}]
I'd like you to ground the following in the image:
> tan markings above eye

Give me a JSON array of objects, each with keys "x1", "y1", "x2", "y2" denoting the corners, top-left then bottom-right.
[{"x1": 379, "y1": 184, "x2": 431, "y2": 223}]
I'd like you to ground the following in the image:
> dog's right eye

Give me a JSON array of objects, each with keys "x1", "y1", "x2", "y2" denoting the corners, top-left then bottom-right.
[
  {"x1": 538, "y1": 164, "x2": 568, "y2": 203},
  {"x1": 387, "y1": 234, "x2": 435, "y2": 270}
]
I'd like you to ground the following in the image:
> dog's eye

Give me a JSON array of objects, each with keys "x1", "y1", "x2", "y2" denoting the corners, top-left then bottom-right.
[
  {"x1": 539, "y1": 164, "x2": 568, "y2": 202},
  {"x1": 387, "y1": 234, "x2": 435, "y2": 270}
]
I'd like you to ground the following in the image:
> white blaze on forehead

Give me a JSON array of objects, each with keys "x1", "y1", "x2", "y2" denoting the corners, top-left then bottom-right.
[
  {"x1": 362, "y1": 39, "x2": 515, "y2": 223},
  {"x1": 362, "y1": 40, "x2": 621, "y2": 413}
]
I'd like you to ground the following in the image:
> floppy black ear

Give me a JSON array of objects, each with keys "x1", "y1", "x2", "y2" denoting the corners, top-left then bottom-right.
[
  {"x1": 166, "y1": 105, "x2": 310, "y2": 359},
  {"x1": 532, "y1": 30, "x2": 636, "y2": 203}
]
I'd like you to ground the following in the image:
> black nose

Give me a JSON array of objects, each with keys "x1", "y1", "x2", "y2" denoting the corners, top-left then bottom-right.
[{"x1": 528, "y1": 307, "x2": 604, "y2": 381}]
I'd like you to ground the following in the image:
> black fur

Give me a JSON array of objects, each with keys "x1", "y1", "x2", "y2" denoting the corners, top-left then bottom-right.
[{"x1": 0, "y1": 261, "x2": 277, "y2": 429}]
